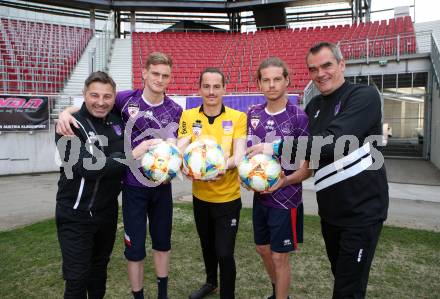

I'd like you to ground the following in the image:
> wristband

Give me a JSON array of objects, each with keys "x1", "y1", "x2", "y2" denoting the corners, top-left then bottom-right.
[{"x1": 272, "y1": 139, "x2": 283, "y2": 156}]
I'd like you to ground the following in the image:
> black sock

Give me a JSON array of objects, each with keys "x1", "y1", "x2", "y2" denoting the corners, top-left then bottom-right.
[
  {"x1": 272, "y1": 282, "x2": 276, "y2": 296},
  {"x1": 157, "y1": 276, "x2": 168, "y2": 299},
  {"x1": 132, "y1": 288, "x2": 144, "y2": 299}
]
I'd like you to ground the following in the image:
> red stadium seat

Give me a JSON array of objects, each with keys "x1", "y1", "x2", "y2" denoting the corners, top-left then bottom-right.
[
  {"x1": 0, "y1": 17, "x2": 92, "y2": 94},
  {"x1": 128, "y1": 17, "x2": 417, "y2": 96}
]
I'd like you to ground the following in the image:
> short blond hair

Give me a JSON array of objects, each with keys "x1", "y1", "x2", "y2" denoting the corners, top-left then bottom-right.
[{"x1": 144, "y1": 52, "x2": 173, "y2": 69}]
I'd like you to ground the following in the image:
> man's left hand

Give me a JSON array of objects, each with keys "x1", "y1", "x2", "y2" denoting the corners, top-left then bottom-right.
[
  {"x1": 260, "y1": 171, "x2": 287, "y2": 194},
  {"x1": 246, "y1": 143, "x2": 274, "y2": 158}
]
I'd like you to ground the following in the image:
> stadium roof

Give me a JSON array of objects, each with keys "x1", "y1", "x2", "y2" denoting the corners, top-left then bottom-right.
[{"x1": 15, "y1": 0, "x2": 350, "y2": 12}]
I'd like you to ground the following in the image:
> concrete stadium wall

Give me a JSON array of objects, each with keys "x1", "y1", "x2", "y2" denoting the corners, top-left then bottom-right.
[
  {"x1": 431, "y1": 78, "x2": 440, "y2": 169},
  {"x1": 0, "y1": 125, "x2": 58, "y2": 175}
]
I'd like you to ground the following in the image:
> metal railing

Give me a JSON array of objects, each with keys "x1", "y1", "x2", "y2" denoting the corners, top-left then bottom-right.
[
  {"x1": 93, "y1": 12, "x2": 115, "y2": 72},
  {"x1": 0, "y1": 17, "x2": 92, "y2": 94},
  {"x1": 431, "y1": 34, "x2": 440, "y2": 88},
  {"x1": 338, "y1": 33, "x2": 418, "y2": 62}
]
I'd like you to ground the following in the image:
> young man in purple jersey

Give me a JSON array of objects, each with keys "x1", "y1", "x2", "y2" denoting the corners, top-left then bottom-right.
[
  {"x1": 248, "y1": 43, "x2": 389, "y2": 299},
  {"x1": 56, "y1": 52, "x2": 183, "y2": 299},
  {"x1": 246, "y1": 57, "x2": 311, "y2": 299}
]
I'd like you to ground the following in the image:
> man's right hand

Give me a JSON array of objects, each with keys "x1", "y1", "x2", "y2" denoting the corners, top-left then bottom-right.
[{"x1": 56, "y1": 109, "x2": 79, "y2": 136}]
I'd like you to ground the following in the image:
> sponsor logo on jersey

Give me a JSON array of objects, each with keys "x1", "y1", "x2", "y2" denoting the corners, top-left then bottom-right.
[
  {"x1": 181, "y1": 121, "x2": 187, "y2": 134},
  {"x1": 281, "y1": 122, "x2": 292, "y2": 135},
  {"x1": 160, "y1": 114, "x2": 172, "y2": 125},
  {"x1": 231, "y1": 218, "x2": 237, "y2": 227},
  {"x1": 128, "y1": 103, "x2": 139, "y2": 118}
]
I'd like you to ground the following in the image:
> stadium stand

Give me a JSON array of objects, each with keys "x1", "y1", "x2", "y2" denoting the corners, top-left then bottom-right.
[
  {"x1": 132, "y1": 16, "x2": 416, "y2": 95},
  {"x1": 338, "y1": 16, "x2": 416, "y2": 60},
  {"x1": 0, "y1": 18, "x2": 92, "y2": 94}
]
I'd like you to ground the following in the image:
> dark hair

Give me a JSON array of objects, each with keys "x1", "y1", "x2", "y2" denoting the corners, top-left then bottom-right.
[
  {"x1": 306, "y1": 41, "x2": 344, "y2": 63},
  {"x1": 145, "y1": 52, "x2": 173, "y2": 69},
  {"x1": 199, "y1": 67, "x2": 225, "y2": 87},
  {"x1": 257, "y1": 57, "x2": 290, "y2": 81},
  {"x1": 84, "y1": 71, "x2": 116, "y2": 93}
]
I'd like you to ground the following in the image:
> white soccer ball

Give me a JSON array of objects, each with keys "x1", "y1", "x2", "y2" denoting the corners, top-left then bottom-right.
[
  {"x1": 141, "y1": 141, "x2": 182, "y2": 182},
  {"x1": 183, "y1": 139, "x2": 226, "y2": 180},
  {"x1": 238, "y1": 154, "x2": 281, "y2": 192}
]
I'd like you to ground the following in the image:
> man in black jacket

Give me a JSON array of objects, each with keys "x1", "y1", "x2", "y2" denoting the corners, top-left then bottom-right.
[
  {"x1": 247, "y1": 42, "x2": 389, "y2": 299},
  {"x1": 55, "y1": 71, "x2": 155, "y2": 299}
]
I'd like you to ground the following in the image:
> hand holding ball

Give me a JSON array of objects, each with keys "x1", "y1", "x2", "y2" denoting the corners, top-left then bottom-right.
[
  {"x1": 141, "y1": 141, "x2": 182, "y2": 183},
  {"x1": 238, "y1": 154, "x2": 281, "y2": 192}
]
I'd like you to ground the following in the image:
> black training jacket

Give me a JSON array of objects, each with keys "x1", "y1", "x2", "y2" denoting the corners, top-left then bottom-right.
[
  {"x1": 55, "y1": 104, "x2": 125, "y2": 211},
  {"x1": 304, "y1": 81, "x2": 389, "y2": 227}
]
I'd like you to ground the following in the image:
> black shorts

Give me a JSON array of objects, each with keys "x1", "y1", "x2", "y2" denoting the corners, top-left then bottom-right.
[
  {"x1": 253, "y1": 197, "x2": 304, "y2": 252},
  {"x1": 122, "y1": 184, "x2": 173, "y2": 261}
]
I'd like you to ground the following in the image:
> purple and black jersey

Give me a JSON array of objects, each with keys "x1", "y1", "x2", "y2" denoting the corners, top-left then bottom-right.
[
  {"x1": 247, "y1": 101, "x2": 309, "y2": 209},
  {"x1": 115, "y1": 89, "x2": 183, "y2": 188}
]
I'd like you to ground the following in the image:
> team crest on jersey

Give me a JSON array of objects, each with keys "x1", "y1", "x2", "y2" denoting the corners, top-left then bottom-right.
[
  {"x1": 128, "y1": 103, "x2": 140, "y2": 118},
  {"x1": 281, "y1": 122, "x2": 292, "y2": 135},
  {"x1": 222, "y1": 120, "x2": 232, "y2": 133},
  {"x1": 334, "y1": 101, "x2": 341, "y2": 116},
  {"x1": 250, "y1": 115, "x2": 260, "y2": 129},
  {"x1": 192, "y1": 120, "x2": 202, "y2": 137},
  {"x1": 112, "y1": 125, "x2": 122, "y2": 136}
]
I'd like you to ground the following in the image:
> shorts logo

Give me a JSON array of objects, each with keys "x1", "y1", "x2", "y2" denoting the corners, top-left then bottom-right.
[
  {"x1": 231, "y1": 218, "x2": 237, "y2": 227},
  {"x1": 357, "y1": 249, "x2": 363, "y2": 262},
  {"x1": 128, "y1": 103, "x2": 140, "y2": 118},
  {"x1": 124, "y1": 233, "x2": 132, "y2": 247},
  {"x1": 283, "y1": 239, "x2": 292, "y2": 246}
]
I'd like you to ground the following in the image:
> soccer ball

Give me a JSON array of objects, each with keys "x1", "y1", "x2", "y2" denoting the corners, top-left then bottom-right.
[
  {"x1": 238, "y1": 154, "x2": 281, "y2": 192},
  {"x1": 183, "y1": 139, "x2": 226, "y2": 180},
  {"x1": 141, "y1": 141, "x2": 182, "y2": 182}
]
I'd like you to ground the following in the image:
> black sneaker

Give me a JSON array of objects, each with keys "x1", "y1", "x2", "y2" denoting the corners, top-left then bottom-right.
[
  {"x1": 188, "y1": 283, "x2": 217, "y2": 299},
  {"x1": 266, "y1": 295, "x2": 275, "y2": 299}
]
